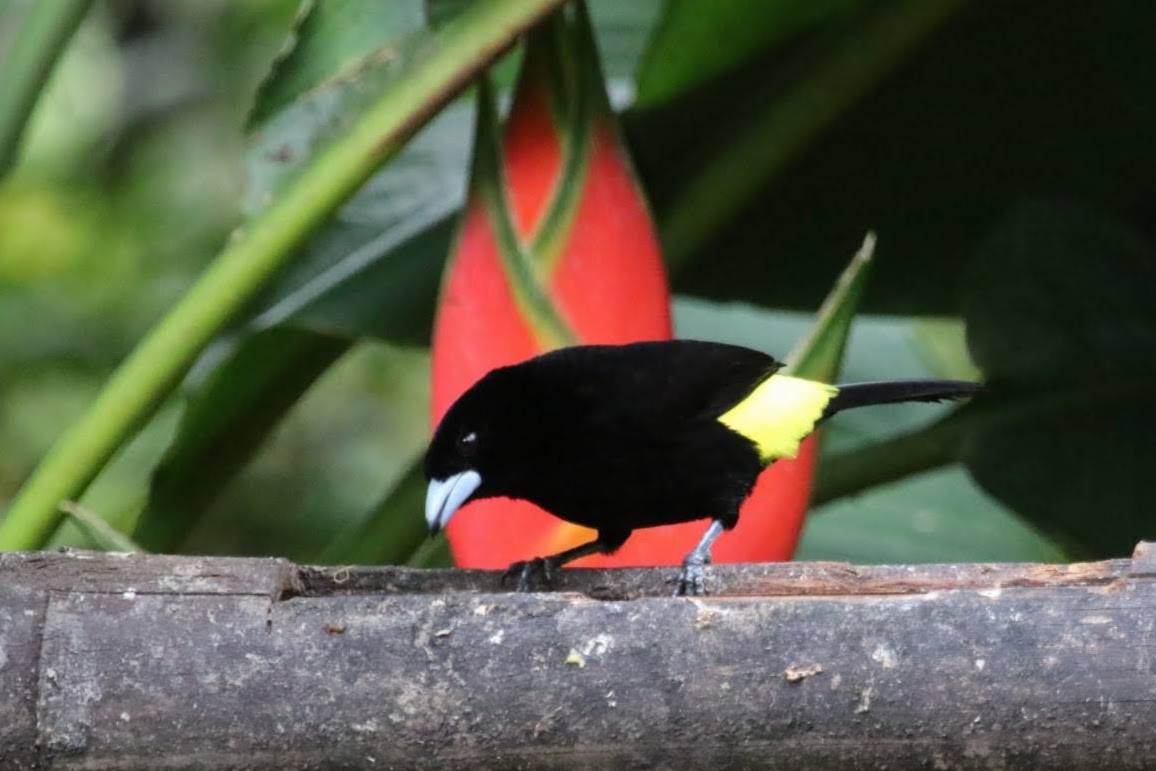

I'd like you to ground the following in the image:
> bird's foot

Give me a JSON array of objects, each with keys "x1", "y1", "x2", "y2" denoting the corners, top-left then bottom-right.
[
  {"x1": 501, "y1": 556, "x2": 558, "y2": 592},
  {"x1": 674, "y1": 555, "x2": 711, "y2": 597}
]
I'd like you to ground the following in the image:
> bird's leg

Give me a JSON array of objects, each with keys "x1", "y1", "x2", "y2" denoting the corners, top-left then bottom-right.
[
  {"x1": 675, "y1": 519, "x2": 725, "y2": 596},
  {"x1": 502, "y1": 539, "x2": 608, "y2": 592}
]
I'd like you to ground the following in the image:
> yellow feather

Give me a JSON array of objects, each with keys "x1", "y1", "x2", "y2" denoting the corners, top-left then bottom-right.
[{"x1": 717, "y1": 374, "x2": 839, "y2": 461}]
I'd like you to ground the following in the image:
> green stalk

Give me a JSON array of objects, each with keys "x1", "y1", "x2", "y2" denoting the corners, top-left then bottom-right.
[
  {"x1": 0, "y1": 0, "x2": 93, "y2": 175},
  {"x1": 661, "y1": 0, "x2": 967, "y2": 267},
  {"x1": 0, "y1": 0, "x2": 568, "y2": 551},
  {"x1": 809, "y1": 378, "x2": 1146, "y2": 508},
  {"x1": 58, "y1": 501, "x2": 143, "y2": 553},
  {"x1": 811, "y1": 417, "x2": 966, "y2": 507}
]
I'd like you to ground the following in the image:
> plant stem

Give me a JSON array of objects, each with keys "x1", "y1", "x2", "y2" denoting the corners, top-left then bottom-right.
[
  {"x1": 811, "y1": 416, "x2": 966, "y2": 507},
  {"x1": 661, "y1": 0, "x2": 967, "y2": 267},
  {"x1": 0, "y1": 0, "x2": 568, "y2": 551},
  {"x1": 0, "y1": 0, "x2": 93, "y2": 176},
  {"x1": 58, "y1": 501, "x2": 143, "y2": 553},
  {"x1": 811, "y1": 377, "x2": 1155, "y2": 508}
]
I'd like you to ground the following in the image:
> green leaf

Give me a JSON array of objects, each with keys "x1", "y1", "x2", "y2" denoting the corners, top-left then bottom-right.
[
  {"x1": 243, "y1": 2, "x2": 460, "y2": 219},
  {"x1": 133, "y1": 329, "x2": 349, "y2": 552},
  {"x1": 243, "y1": 2, "x2": 1156, "y2": 356},
  {"x1": 959, "y1": 202, "x2": 1156, "y2": 557},
  {"x1": 799, "y1": 467, "x2": 1065, "y2": 564},
  {"x1": 634, "y1": 1, "x2": 1156, "y2": 316},
  {"x1": 965, "y1": 205, "x2": 1156, "y2": 389},
  {"x1": 585, "y1": 0, "x2": 663, "y2": 89},
  {"x1": 0, "y1": 0, "x2": 93, "y2": 175},
  {"x1": 406, "y1": 530, "x2": 453, "y2": 568},
  {"x1": 239, "y1": 3, "x2": 474, "y2": 346},
  {"x1": 249, "y1": 214, "x2": 456, "y2": 345},
  {"x1": 249, "y1": 1, "x2": 426, "y2": 126},
  {"x1": 911, "y1": 318, "x2": 981, "y2": 382},
  {"x1": 633, "y1": 0, "x2": 965, "y2": 277},
  {"x1": 244, "y1": 88, "x2": 468, "y2": 342},
  {"x1": 818, "y1": 203, "x2": 1156, "y2": 558},
  {"x1": 234, "y1": 1, "x2": 1156, "y2": 353},
  {"x1": 784, "y1": 233, "x2": 873, "y2": 380},
  {"x1": 635, "y1": 0, "x2": 865, "y2": 109},
  {"x1": 318, "y1": 456, "x2": 426, "y2": 565},
  {"x1": 173, "y1": 342, "x2": 431, "y2": 560}
]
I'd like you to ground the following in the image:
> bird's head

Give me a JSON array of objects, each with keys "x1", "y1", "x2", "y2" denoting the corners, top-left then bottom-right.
[{"x1": 423, "y1": 365, "x2": 537, "y2": 535}]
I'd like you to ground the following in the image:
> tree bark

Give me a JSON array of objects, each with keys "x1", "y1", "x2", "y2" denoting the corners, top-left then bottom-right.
[{"x1": 2, "y1": 545, "x2": 1156, "y2": 770}]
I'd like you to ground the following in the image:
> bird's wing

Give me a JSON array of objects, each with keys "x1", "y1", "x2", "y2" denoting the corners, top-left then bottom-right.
[{"x1": 531, "y1": 340, "x2": 782, "y2": 429}]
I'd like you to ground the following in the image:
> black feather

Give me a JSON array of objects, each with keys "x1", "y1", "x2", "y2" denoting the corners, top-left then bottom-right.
[{"x1": 823, "y1": 379, "x2": 985, "y2": 420}]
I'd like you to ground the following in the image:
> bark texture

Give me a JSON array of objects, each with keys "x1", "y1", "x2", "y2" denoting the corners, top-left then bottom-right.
[{"x1": 1, "y1": 546, "x2": 1155, "y2": 770}]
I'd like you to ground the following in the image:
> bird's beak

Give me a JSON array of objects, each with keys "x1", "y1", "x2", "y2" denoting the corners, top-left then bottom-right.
[{"x1": 425, "y1": 470, "x2": 482, "y2": 535}]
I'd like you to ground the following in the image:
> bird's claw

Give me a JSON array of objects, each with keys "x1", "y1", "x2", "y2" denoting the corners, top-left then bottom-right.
[
  {"x1": 674, "y1": 556, "x2": 710, "y2": 597},
  {"x1": 502, "y1": 556, "x2": 557, "y2": 592}
]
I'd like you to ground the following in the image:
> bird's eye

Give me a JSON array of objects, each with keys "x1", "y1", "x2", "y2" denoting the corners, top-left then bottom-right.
[{"x1": 456, "y1": 431, "x2": 478, "y2": 457}]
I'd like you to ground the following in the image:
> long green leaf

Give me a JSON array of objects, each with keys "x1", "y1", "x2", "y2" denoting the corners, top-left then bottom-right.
[
  {"x1": 657, "y1": 0, "x2": 965, "y2": 270},
  {"x1": 0, "y1": 0, "x2": 92, "y2": 175},
  {"x1": 0, "y1": 0, "x2": 569, "y2": 551},
  {"x1": 248, "y1": 1, "x2": 426, "y2": 126},
  {"x1": 959, "y1": 203, "x2": 1156, "y2": 557},
  {"x1": 133, "y1": 330, "x2": 349, "y2": 552},
  {"x1": 785, "y1": 233, "x2": 874, "y2": 380},
  {"x1": 635, "y1": 0, "x2": 865, "y2": 109},
  {"x1": 317, "y1": 458, "x2": 427, "y2": 565},
  {"x1": 652, "y1": 2, "x2": 1156, "y2": 316}
]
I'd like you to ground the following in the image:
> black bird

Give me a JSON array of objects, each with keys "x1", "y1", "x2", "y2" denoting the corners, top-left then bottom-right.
[{"x1": 424, "y1": 340, "x2": 982, "y2": 595}]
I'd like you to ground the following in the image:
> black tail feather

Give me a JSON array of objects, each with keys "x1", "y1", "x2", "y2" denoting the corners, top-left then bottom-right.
[{"x1": 822, "y1": 379, "x2": 984, "y2": 420}]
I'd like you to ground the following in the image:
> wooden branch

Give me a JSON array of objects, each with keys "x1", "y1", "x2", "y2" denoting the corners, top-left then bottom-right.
[{"x1": 3, "y1": 545, "x2": 1156, "y2": 770}]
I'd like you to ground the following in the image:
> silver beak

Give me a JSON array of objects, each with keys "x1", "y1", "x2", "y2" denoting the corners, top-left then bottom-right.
[{"x1": 425, "y1": 470, "x2": 482, "y2": 534}]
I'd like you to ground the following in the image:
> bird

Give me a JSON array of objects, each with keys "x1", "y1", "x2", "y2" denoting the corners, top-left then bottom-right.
[{"x1": 424, "y1": 340, "x2": 983, "y2": 595}]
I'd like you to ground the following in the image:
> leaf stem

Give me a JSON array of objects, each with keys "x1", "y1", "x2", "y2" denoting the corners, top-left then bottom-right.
[
  {"x1": 0, "y1": 0, "x2": 93, "y2": 175},
  {"x1": 811, "y1": 415, "x2": 966, "y2": 507},
  {"x1": 0, "y1": 0, "x2": 568, "y2": 551},
  {"x1": 58, "y1": 501, "x2": 144, "y2": 553}
]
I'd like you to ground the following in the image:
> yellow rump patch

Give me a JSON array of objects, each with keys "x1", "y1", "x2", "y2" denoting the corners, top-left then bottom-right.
[{"x1": 717, "y1": 374, "x2": 839, "y2": 461}]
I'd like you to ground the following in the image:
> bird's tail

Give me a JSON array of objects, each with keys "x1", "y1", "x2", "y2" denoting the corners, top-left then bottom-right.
[{"x1": 822, "y1": 379, "x2": 984, "y2": 421}]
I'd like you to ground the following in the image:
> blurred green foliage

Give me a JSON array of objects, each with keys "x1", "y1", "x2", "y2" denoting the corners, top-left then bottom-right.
[
  {"x1": 1, "y1": 0, "x2": 282, "y2": 524},
  {"x1": 1, "y1": 0, "x2": 1153, "y2": 565}
]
